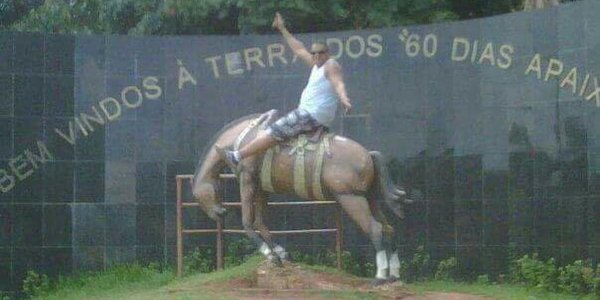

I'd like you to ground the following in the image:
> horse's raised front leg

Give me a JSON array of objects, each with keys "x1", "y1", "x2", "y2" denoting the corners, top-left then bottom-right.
[
  {"x1": 254, "y1": 192, "x2": 288, "y2": 262},
  {"x1": 336, "y1": 194, "x2": 388, "y2": 285},
  {"x1": 239, "y1": 172, "x2": 282, "y2": 266}
]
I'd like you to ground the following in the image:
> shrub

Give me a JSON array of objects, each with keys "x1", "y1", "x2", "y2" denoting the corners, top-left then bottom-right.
[
  {"x1": 593, "y1": 265, "x2": 600, "y2": 297},
  {"x1": 22, "y1": 270, "x2": 51, "y2": 298},
  {"x1": 183, "y1": 247, "x2": 215, "y2": 274},
  {"x1": 511, "y1": 253, "x2": 559, "y2": 291},
  {"x1": 434, "y1": 257, "x2": 458, "y2": 281},
  {"x1": 224, "y1": 237, "x2": 255, "y2": 268},
  {"x1": 0, "y1": 292, "x2": 12, "y2": 300},
  {"x1": 557, "y1": 260, "x2": 595, "y2": 295},
  {"x1": 476, "y1": 274, "x2": 491, "y2": 285},
  {"x1": 401, "y1": 246, "x2": 432, "y2": 282}
]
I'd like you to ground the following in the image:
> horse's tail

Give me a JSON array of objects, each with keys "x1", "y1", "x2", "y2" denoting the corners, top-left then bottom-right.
[{"x1": 369, "y1": 151, "x2": 411, "y2": 219}]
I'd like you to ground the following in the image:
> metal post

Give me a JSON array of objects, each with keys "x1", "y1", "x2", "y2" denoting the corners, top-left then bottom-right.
[
  {"x1": 336, "y1": 205, "x2": 343, "y2": 270},
  {"x1": 216, "y1": 216, "x2": 224, "y2": 270},
  {"x1": 176, "y1": 177, "x2": 183, "y2": 277}
]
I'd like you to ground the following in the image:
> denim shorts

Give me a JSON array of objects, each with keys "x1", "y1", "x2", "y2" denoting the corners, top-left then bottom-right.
[{"x1": 265, "y1": 108, "x2": 322, "y2": 142}]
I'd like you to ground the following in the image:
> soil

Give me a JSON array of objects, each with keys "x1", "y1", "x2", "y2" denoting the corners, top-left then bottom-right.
[{"x1": 202, "y1": 261, "x2": 494, "y2": 300}]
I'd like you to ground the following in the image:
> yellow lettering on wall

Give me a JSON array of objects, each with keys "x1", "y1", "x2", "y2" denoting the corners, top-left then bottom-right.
[
  {"x1": 80, "y1": 106, "x2": 105, "y2": 132},
  {"x1": 179, "y1": 59, "x2": 199, "y2": 86},
  {"x1": 326, "y1": 38, "x2": 344, "y2": 59},
  {"x1": 366, "y1": 34, "x2": 383, "y2": 57},
  {"x1": 585, "y1": 77, "x2": 600, "y2": 107},
  {"x1": 121, "y1": 86, "x2": 143, "y2": 109},
  {"x1": 346, "y1": 35, "x2": 365, "y2": 59},
  {"x1": 478, "y1": 43, "x2": 495, "y2": 66},
  {"x1": 497, "y1": 44, "x2": 514, "y2": 69},
  {"x1": 524, "y1": 54, "x2": 542, "y2": 79},
  {"x1": 143, "y1": 76, "x2": 162, "y2": 100},
  {"x1": 0, "y1": 169, "x2": 15, "y2": 193},
  {"x1": 544, "y1": 58, "x2": 563, "y2": 81},
  {"x1": 9, "y1": 154, "x2": 33, "y2": 181},
  {"x1": 54, "y1": 121, "x2": 77, "y2": 145},
  {"x1": 560, "y1": 67, "x2": 578, "y2": 94},
  {"x1": 244, "y1": 47, "x2": 266, "y2": 70},
  {"x1": 204, "y1": 55, "x2": 221, "y2": 79},
  {"x1": 75, "y1": 117, "x2": 88, "y2": 137},
  {"x1": 99, "y1": 97, "x2": 122, "y2": 121},
  {"x1": 267, "y1": 43, "x2": 288, "y2": 66},
  {"x1": 225, "y1": 52, "x2": 244, "y2": 75},
  {"x1": 451, "y1": 37, "x2": 470, "y2": 62},
  {"x1": 24, "y1": 141, "x2": 53, "y2": 169}
]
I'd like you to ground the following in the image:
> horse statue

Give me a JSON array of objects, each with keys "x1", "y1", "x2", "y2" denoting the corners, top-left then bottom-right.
[{"x1": 192, "y1": 110, "x2": 411, "y2": 284}]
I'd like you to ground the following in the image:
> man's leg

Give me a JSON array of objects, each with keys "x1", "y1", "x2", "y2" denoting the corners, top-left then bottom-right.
[
  {"x1": 217, "y1": 109, "x2": 302, "y2": 172},
  {"x1": 217, "y1": 132, "x2": 278, "y2": 172},
  {"x1": 238, "y1": 132, "x2": 277, "y2": 160}
]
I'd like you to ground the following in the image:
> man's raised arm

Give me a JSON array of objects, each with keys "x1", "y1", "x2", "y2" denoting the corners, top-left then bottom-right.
[{"x1": 272, "y1": 12, "x2": 313, "y2": 66}]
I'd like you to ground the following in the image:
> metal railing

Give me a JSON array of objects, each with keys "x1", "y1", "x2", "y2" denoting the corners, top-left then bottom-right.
[{"x1": 175, "y1": 174, "x2": 343, "y2": 277}]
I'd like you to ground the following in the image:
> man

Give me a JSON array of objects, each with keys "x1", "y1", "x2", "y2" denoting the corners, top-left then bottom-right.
[{"x1": 217, "y1": 12, "x2": 352, "y2": 172}]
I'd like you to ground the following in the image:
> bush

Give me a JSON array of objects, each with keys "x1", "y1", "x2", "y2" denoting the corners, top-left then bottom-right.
[
  {"x1": 183, "y1": 247, "x2": 215, "y2": 274},
  {"x1": 223, "y1": 237, "x2": 255, "y2": 268},
  {"x1": 511, "y1": 253, "x2": 559, "y2": 291},
  {"x1": 594, "y1": 265, "x2": 600, "y2": 297},
  {"x1": 22, "y1": 270, "x2": 51, "y2": 298},
  {"x1": 401, "y1": 246, "x2": 432, "y2": 282},
  {"x1": 0, "y1": 292, "x2": 12, "y2": 300},
  {"x1": 434, "y1": 257, "x2": 458, "y2": 281},
  {"x1": 476, "y1": 274, "x2": 491, "y2": 285},
  {"x1": 557, "y1": 260, "x2": 595, "y2": 295}
]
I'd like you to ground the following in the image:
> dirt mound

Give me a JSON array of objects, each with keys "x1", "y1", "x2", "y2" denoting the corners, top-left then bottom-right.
[{"x1": 204, "y1": 261, "x2": 492, "y2": 300}]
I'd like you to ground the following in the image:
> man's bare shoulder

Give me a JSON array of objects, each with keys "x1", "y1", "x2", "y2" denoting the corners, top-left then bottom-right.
[{"x1": 324, "y1": 59, "x2": 342, "y2": 71}]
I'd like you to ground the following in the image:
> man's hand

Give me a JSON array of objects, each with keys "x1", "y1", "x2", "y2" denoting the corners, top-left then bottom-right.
[
  {"x1": 272, "y1": 12, "x2": 284, "y2": 30},
  {"x1": 342, "y1": 97, "x2": 352, "y2": 114}
]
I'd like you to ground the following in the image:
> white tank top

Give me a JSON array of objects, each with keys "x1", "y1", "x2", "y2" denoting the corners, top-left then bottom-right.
[{"x1": 298, "y1": 59, "x2": 338, "y2": 127}]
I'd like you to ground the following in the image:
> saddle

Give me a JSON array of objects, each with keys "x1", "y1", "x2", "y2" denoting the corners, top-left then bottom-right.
[{"x1": 234, "y1": 110, "x2": 333, "y2": 201}]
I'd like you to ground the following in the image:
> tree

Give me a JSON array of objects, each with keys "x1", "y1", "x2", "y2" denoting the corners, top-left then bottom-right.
[
  {"x1": 0, "y1": 0, "x2": 44, "y2": 29},
  {"x1": 7, "y1": 0, "x2": 460, "y2": 35}
]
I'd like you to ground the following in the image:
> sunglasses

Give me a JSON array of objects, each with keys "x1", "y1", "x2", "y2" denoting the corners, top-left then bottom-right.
[{"x1": 311, "y1": 50, "x2": 327, "y2": 55}]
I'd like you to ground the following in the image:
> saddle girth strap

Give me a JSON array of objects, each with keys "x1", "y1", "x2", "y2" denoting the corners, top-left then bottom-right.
[
  {"x1": 260, "y1": 146, "x2": 278, "y2": 193},
  {"x1": 260, "y1": 134, "x2": 333, "y2": 200}
]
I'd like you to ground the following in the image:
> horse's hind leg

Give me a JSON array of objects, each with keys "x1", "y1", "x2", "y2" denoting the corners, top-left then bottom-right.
[
  {"x1": 239, "y1": 173, "x2": 281, "y2": 266},
  {"x1": 370, "y1": 201, "x2": 401, "y2": 282},
  {"x1": 336, "y1": 194, "x2": 388, "y2": 285}
]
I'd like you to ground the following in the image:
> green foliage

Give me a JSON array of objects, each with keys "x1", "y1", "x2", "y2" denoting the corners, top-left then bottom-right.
[
  {"x1": 476, "y1": 274, "x2": 491, "y2": 285},
  {"x1": 22, "y1": 270, "x2": 51, "y2": 298},
  {"x1": 224, "y1": 236, "x2": 255, "y2": 268},
  {"x1": 434, "y1": 257, "x2": 458, "y2": 281},
  {"x1": 9, "y1": 0, "x2": 461, "y2": 35},
  {"x1": 557, "y1": 260, "x2": 596, "y2": 295},
  {"x1": 183, "y1": 247, "x2": 215, "y2": 274},
  {"x1": 0, "y1": 291, "x2": 12, "y2": 300},
  {"x1": 26, "y1": 263, "x2": 174, "y2": 300},
  {"x1": 401, "y1": 245, "x2": 433, "y2": 282},
  {"x1": 511, "y1": 253, "x2": 559, "y2": 291}
]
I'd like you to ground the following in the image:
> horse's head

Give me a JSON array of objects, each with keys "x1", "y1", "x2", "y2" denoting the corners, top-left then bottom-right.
[{"x1": 192, "y1": 181, "x2": 227, "y2": 221}]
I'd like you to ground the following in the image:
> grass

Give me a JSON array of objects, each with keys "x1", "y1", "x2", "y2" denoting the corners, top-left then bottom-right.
[
  {"x1": 31, "y1": 257, "x2": 597, "y2": 300},
  {"x1": 409, "y1": 280, "x2": 598, "y2": 300}
]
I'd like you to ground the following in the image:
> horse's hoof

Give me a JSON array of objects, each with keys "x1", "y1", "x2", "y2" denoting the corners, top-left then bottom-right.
[
  {"x1": 267, "y1": 254, "x2": 283, "y2": 267},
  {"x1": 387, "y1": 276, "x2": 403, "y2": 285},
  {"x1": 279, "y1": 252, "x2": 291, "y2": 263},
  {"x1": 371, "y1": 278, "x2": 388, "y2": 287}
]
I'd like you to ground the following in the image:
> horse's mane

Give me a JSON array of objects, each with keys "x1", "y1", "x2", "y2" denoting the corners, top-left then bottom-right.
[{"x1": 192, "y1": 113, "x2": 262, "y2": 181}]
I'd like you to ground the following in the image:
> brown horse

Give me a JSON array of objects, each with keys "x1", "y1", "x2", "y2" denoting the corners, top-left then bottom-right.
[{"x1": 192, "y1": 110, "x2": 410, "y2": 284}]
